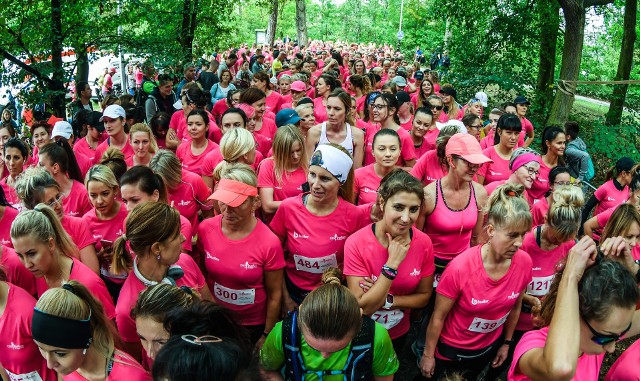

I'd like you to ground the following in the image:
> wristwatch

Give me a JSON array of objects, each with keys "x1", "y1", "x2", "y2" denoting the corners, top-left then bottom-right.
[
  {"x1": 383, "y1": 294, "x2": 394, "y2": 310},
  {"x1": 635, "y1": 260, "x2": 640, "y2": 283}
]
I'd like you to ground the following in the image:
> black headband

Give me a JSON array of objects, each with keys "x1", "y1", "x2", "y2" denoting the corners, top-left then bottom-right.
[{"x1": 32, "y1": 308, "x2": 93, "y2": 349}]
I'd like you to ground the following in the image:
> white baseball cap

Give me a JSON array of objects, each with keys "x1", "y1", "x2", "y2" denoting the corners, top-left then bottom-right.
[
  {"x1": 51, "y1": 121, "x2": 74, "y2": 139},
  {"x1": 99, "y1": 105, "x2": 126, "y2": 121},
  {"x1": 474, "y1": 91, "x2": 488, "y2": 107}
]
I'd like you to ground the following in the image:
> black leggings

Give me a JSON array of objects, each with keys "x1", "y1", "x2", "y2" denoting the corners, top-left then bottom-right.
[{"x1": 412, "y1": 344, "x2": 500, "y2": 381}]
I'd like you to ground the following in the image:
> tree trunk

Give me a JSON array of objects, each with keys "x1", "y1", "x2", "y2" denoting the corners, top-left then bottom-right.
[
  {"x1": 535, "y1": 0, "x2": 560, "y2": 115},
  {"x1": 180, "y1": 0, "x2": 196, "y2": 61},
  {"x1": 50, "y1": 0, "x2": 66, "y2": 117},
  {"x1": 295, "y1": 0, "x2": 308, "y2": 46},
  {"x1": 547, "y1": 0, "x2": 614, "y2": 126},
  {"x1": 75, "y1": 46, "x2": 90, "y2": 83},
  {"x1": 266, "y1": 0, "x2": 278, "y2": 48},
  {"x1": 605, "y1": 0, "x2": 637, "y2": 125},
  {"x1": 443, "y1": 17, "x2": 452, "y2": 50}
]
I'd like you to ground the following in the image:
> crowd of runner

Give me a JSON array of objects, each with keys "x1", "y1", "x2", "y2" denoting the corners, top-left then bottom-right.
[{"x1": 0, "y1": 39, "x2": 639, "y2": 381}]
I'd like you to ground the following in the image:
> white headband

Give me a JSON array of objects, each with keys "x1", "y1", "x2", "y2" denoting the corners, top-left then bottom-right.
[{"x1": 310, "y1": 144, "x2": 353, "y2": 184}]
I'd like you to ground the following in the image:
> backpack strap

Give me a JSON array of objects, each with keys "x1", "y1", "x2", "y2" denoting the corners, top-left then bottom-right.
[
  {"x1": 343, "y1": 316, "x2": 375, "y2": 380},
  {"x1": 282, "y1": 312, "x2": 304, "y2": 381}
]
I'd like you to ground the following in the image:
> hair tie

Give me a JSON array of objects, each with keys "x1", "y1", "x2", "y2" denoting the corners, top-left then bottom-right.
[
  {"x1": 121, "y1": 234, "x2": 127, "y2": 241},
  {"x1": 181, "y1": 335, "x2": 223, "y2": 345},
  {"x1": 506, "y1": 190, "x2": 517, "y2": 197},
  {"x1": 62, "y1": 283, "x2": 76, "y2": 294},
  {"x1": 180, "y1": 285, "x2": 193, "y2": 295},
  {"x1": 324, "y1": 276, "x2": 341, "y2": 285}
]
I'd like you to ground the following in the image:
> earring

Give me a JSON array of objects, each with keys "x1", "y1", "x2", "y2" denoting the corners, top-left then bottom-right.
[{"x1": 156, "y1": 254, "x2": 161, "y2": 261}]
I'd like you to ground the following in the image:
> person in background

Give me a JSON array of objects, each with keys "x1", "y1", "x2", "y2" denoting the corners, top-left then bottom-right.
[
  {"x1": 354, "y1": 129, "x2": 401, "y2": 205},
  {"x1": 2, "y1": 137, "x2": 29, "y2": 209},
  {"x1": 484, "y1": 148, "x2": 540, "y2": 207},
  {"x1": 409, "y1": 107, "x2": 436, "y2": 159},
  {"x1": 477, "y1": 114, "x2": 522, "y2": 185},
  {"x1": 176, "y1": 63, "x2": 196, "y2": 96},
  {"x1": 461, "y1": 114, "x2": 482, "y2": 142},
  {"x1": 528, "y1": 126, "x2": 566, "y2": 201},
  {"x1": 70, "y1": 81, "x2": 94, "y2": 118},
  {"x1": 513, "y1": 96, "x2": 534, "y2": 148},
  {"x1": 145, "y1": 74, "x2": 178, "y2": 124},
  {"x1": 480, "y1": 108, "x2": 503, "y2": 149},
  {"x1": 563, "y1": 121, "x2": 592, "y2": 183}
]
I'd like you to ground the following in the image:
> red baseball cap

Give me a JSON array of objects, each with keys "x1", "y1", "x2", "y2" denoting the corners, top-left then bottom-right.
[
  {"x1": 445, "y1": 133, "x2": 493, "y2": 165},
  {"x1": 208, "y1": 178, "x2": 257, "y2": 207}
]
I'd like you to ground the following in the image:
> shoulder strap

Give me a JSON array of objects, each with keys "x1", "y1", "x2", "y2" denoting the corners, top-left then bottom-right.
[
  {"x1": 343, "y1": 316, "x2": 375, "y2": 380},
  {"x1": 282, "y1": 312, "x2": 303, "y2": 381}
]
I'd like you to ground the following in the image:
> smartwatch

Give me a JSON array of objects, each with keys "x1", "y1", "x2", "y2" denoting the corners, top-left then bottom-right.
[{"x1": 383, "y1": 294, "x2": 394, "y2": 310}]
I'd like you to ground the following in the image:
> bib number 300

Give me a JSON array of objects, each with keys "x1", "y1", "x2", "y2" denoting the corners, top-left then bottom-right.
[{"x1": 214, "y1": 283, "x2": 256, "y2": 306}]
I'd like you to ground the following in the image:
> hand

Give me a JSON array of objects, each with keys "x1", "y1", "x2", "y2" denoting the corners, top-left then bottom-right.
[
  {"x1": 254, "y1": 335, "x2": 266, "y2": 352},
  {"x1": 359, "y1": 276, "x2": 375, "y2": 293},
  {"x1": 386, "y1": 233, "x2": 410, "y2": 269},
  {"x1": 167, "y1": 129, "x2": 177, "y2": 141},
  {"x1": 491, "y1": 344, "x2": 509, "y2": 367},
  {"x1": 418, "y1": 353, "x2": 436, "y2": 379},
  {"x1": 600, "y1": 236, "x2": 637, "y2": 273},
  {"x1": 96, "y1": 247, "x2": 113, "y2": 267},
  {"x1": 563, "y1": 236, "x2": 597, "y2": 282},
  {"x1": 281, "y1": 295, "x2": 298, "y2": 319}
]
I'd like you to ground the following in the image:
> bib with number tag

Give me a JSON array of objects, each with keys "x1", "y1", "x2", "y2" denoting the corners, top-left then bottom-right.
[
  {"x1": 214, "y1": 283, "x2": 256, "y2": 305},
  {"x1": 527, "y1": 275, "x2": 554, "y2": 296},
  {"x1": 6, "y1": 370, "x2": 43, "y2": 381},
  {"x1": 371, "y1": 309, "x2": 404, "y2": 330},
  {"x1": 468, "y1": 312, "x2": 509, "y2": 333},
  {"x1": 293, "y1": 253, "x2": 337, "y2": 274}
]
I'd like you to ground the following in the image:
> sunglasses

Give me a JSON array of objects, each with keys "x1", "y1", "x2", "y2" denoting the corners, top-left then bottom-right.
[
  {"x1": 429, "y1": 104, "x2": 444, "y2": 111},
  {"x1": 584, "y1": 319, "x2": 631, "y2": 345}
]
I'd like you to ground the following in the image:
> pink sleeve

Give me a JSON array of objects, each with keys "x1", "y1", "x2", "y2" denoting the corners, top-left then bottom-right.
[
  {"x1": 191, "y1": 174, "x2": 213, "y2": 210},
  {"x1": 400, "y1": 133, "x2": 416, "y2": 162},
  {"x1": 74, "y1": 223, "x2": 98, "y2": 250},
  {"x1": 510, "y1": 329, "x2": 547, "y2": 379},
  {"x1": 169, "y1": 111, "x2": 181, "y2": 132},
  {"x1": 263, "y1": 235, "x2": 286, "y2": 271},
  {"x1": 257, "y1": 159, "x2": 276, "y2": 188},
  {"x1": 269, "y1": 202, "x2": 287, "y2": 238},
  {"x1": 435, "y1": 261, "x2": 462, "y2": 300},
  {"x1": 410, "y1": 156, "x2": 427, "y2": 182},
  {"x1": 201, "y1": 152, "x2": 217, "y2": 178},
  {"x1": 2, "y1": 247, "x2": 37, "y2": 296},
  {"x1": 343, "y1": 233, "x2": 368, "y2": 277},
  {"x1": 594, "y1": 183, "x2": 606, "y2": 201},
  {"x1": 180, "y1": 216, "x2": 193, "y2": 251},
  {"x1": 596, "y1": 208, "x2": 614, "y2": 228},
  {"x1": 420, "y1": 236, "x2": 436, "y2": 277},
  {"x1": 180, "y1": 254, "x2": 206, "y2": 290}
]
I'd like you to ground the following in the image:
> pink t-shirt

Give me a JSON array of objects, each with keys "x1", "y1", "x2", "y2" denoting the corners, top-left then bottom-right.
[
  {"x1": 477, "y1": 147, "x2": 511, "y2": 184},
  {"x1": 355, "y1": 96, "x2": 366, "y2": 115},
  {"x1": 343, "y1": 225, "x2": 435, "y2": 339},
  {"x1": 313, "y1": 97, "x2": 328, "y2": 124},
  {"x1": 520, "y1": 117, "x2": 534, "y2": 137},
  {"x1": 170, "y1": 110, "x2": 222, "y2": 145},
  {"x1": 400, "y1": 117, "x2": 413, "y2": 131},
  {"x1": 594, "y1": 179, "x2": 629, "y2": 216},
  {"x1": 257, "y1": 158, "x2": 306, "y2": 202},
  {"x1": 61, "y1": 215, "x2": 98, "y2": 250},
  {"x1": 1, "y1": 246, "x2": 37, "y2": 296},
  {"x1": 201, "y1": 147, "x2": 263, "y2": 178},
  {"x1": 410, "y1": 150, "x2": 447, "y2": 186},
  {"x1": 63, "y1": 180, "x2": 93, "y2": 217},
  {"x1": 531, "y1": 197, "x2": 549, "y2": 227},
  {"x1": 81, "y1": 203, "x2": 128, "y2": 281},
  {"x1": 168, "y1": 170, "x2": 212, "y2": 233},
  {"x1": 255, "y1": 117, "x2": 278, "y2": 142},
  {"x1": 179, "y1": 215, "x2": 193, "y2": 251},
  {"x1": 76, "y1": 151, "x2": 93, "y2": 178},
  {"x1": 437, "y1": 246, "x2": 532, "y2": 352},
  {"x1": 0, "y1": 206, "x2": 19, "y2": 247},
  {"x1": 198, "y1": 215, "x2": 285, "y2": 325},
  {"x1": 0, "y1": 284, "x2": 58, "y2": 381},
  {"x1": 115, "y1": 254, "x2": 206, "y2": 342},
  {"x1": 35, "y1": 257, "x2": 116, "y2": 319},
  {"x1": 604, "y1": 337, "x2": 640, "y2": 381},
  {"x1": 254, "y1": 132, "x2": 272, "y2": 157},
  {"x1": 414, "y1": 136, "x2": 431, "y2": 160},
  {"x1": 265, "y1": 91, "x2": 284, "y2": 115},
  {"x1": 423, "y1": 181, "x2": 478, "y2": 261},
  {"x1": 423, "y1": 128, "x2": 439, "y2": 154},
  {"x1": 529, "y1": 160, "x2": 552, "y2": 201},
  {"x1": 269, "y1": 195, "x2": 370, "y2": 291},
  {"x1": 73, "y1": 137, "x2": 98, "y2": 163},
  {"x1": 508, "y1": 327, "x2": 603, "y2": 381},
  {"x1": 211, "y1": 99, "x2": 228, "y2": 124},
  {"x1": 480, "y1": 132, "x2": 495, "y2": 150},
  {"x1": 354, "y1": 164, "x2": 383, "y2": 205},
  {"x1": 516, "y1": 228, "x2": 574, "y2": 331},
  {"x1": 0, "y1": 178, "x2": 22, "y2": 211},
  {"x1": 93, "y1": 136, "x2": 135, "y2": 164},
  {"x1": 63, "y1": 351, "x2": 150, "y2": 381},
  {"x1": 364, "y1": 125, "x2": 416, "y2": 166},
  {"x1": 176, "y1": 139, "x2": 218, "y2": 176}
]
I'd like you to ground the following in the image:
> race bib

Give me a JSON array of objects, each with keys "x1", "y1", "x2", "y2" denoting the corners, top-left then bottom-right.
[
  {"x1": 433, "y1": 273, "x2": 442, "y2": 288},
  {"x1": 214, "y1": 283, "x2": 256, "y2": 306},
  {"x1": 527, "y1": 275, "x2": 554, "y2": 296},
  {"x1": 468, "y1": 313, "x2": 509, "y2": 333},
  {"x1": 371, "y1": 309, "x2": 404, "y2": 330},
  {"x1": 6, "y1": 370, "x2": 43, "y2": 381},
  {"x1": 293, "y1": 253, "x2": 337, "y2": 274}
]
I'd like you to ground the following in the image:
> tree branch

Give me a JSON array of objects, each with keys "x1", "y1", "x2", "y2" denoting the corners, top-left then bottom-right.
[
  {"x1": 584, "y1": 0, "x2": 613, "y2": 7},
  {"x1": 0, "y1": 48, "x2": 53, "y2": 84}
]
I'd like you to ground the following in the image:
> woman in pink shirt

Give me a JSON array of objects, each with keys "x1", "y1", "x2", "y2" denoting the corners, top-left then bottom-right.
[
  {"x1": 176, "y1": 110, "x2": 218, "y2": 176},
  {"x1": 82, "y1": 165, "x2": 129, "y2": 300},
  {"x1": 0, "y1": 267, "x2": 57, "y2": 381},
  {"x1": 278, "y1": 74, "x2": 293, "y2": 104},
  {"x1": 312, "y1": 74, "x2": 340, "y2": 124},
  {"x1": 477, "y1": 114, "x2": 522, "y2": 185},
  {"x1": 200, "y1": 164, "x2": 285, "y2": 346},
  {"x1": 270, "y1": 144, "x2": 370, "y2": 313},
  {"x1": 485, "y1": 185, "x2": 583, "y2": 381},
  {"x1": 38, "y1": 141, "x2": 92, "y2": 217},
  {"x1": 413, "y1": 79, "x2": 435, "y2": 109},
  {"x1": 605, "y1": 337, "x2": 640, "y2": 380},
  {"x1": 410, "y1": 107, "x2": 436, "y2": 159},
  {"x1": 126, "y1": 123, "x2": 157, "y2": 167},
  {"x1": 508, "y1": 237, "x2": 639, "y2": 381},
  {"x1": 597, "y1": 204, "x2": 640, "y2": 260},
  {"x1": 10, "y1": 205, "x2": 115, "y2": 318},
  {"x1": 93, "y1": 105, "x2": 136, "y2": 164},
  {"x1": 484, "y1": 148, "x2": 541, "y2": 207},
  {"x1": 28, "y1": 121, "x2": 53, "y2": 168},
  {"x1": 239, "y1": 88, "x2": 278, "y2": 142},
  {"x1": 438, "y1": 85, "x2": 463, "y2": 123},
  {"x1": 583, "y1": 170, "x2": 640, "y2": 240},
  {"x1": 32, "y1": 281, "x2": 150, "y2": 381},
  {"x1": 252, "y1": 71, "x2": 284, "y2": 115},
  {"x1": 417, "y1": 184, "x2": 533, "y2": 381},
  {"x1": 365, "y1": 93, "x2": 416, "y2": 168},
  {"x1": 409, "y1": 124, "x2": 459, "y2": 187},
  {"x1": 531, "y1": 167, "x2": 572, "y2": 227},
  {"x1": 150, "y1": 150, "x2": 213, "y2": 236},
  {"x1": 480, "y1": 109, "x2": 504, "y2": 150},
  {"x1": 258, "y1": 125, "x2": 307, "y2": 217},
  {"x1": 211, "y1": 90, "x2": 241, "y2": 125},
  {"x1": 529, "y1": 126, "x2": 566, "y2": 201},
  {"x1": 1, "y1": 137, "x2": 28, "y2": 210},
  {"x1": 0, "y1": 187, "x2": 18, "y2": 247},
  {"x1": 166, "y1": 86, "x2": 221, "y2": 150},
  {"x1": 354, "y1": 129, "x2": 400, "y2": 205},
  {"x1": 73, "y1": 110, "x2": 106, "y2": 163},
  {"x1": 581, "y1": 157, "x2": 635, "y2": 227},
  {"x1": 349, "y1": 74, "x2": 372, "y2": 119},
  {"x1": 515, "y1": 96, "x2": 535, "y2": 148},
  {"x1": 112, "y1": 202, "x2": 212, "y2": 362},
  {"x1": 345, "y1": 169, "x2": 435, "y2": 351},
  {"x1": 15, "y1": 166, "x2": 99, "y2": 273}
]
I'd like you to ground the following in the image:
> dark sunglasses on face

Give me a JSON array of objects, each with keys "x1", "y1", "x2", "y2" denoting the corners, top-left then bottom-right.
[
  {"x1": 429, "y1": 104, "x2": 444, "y2": 111},
  {"x1": 584, "y1": 318, "x2": 631, "y2": 346}
]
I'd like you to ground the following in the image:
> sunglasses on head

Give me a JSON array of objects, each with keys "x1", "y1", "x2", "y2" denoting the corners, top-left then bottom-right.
[{"x1": 584, "y1": 318, "x2": 631, "y2": 345}]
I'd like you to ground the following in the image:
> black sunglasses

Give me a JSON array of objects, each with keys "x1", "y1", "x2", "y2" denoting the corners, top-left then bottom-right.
[
  {"x1": 584, "y1": 318, "x2": 631, "y2": 346},
  {"x1": 429, "y1": 104, "x2": 444, "y2": 111}
]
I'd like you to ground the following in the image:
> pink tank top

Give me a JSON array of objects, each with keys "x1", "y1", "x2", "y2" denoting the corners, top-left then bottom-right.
[{"x1": 424, "y1": 180, "x2": 478, "y2": 261}]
